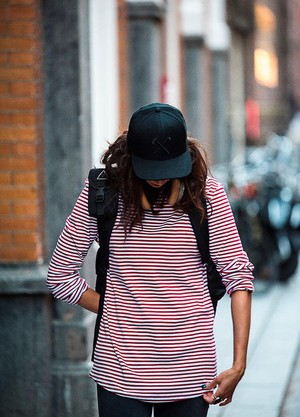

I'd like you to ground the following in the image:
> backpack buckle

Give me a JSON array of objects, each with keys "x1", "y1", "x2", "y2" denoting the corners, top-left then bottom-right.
[
  {"x1": 96, "y1": 176, "x2": 106, "y2": 213},
  {"x1": 96, "y1": 172, "x2": 107, "y2": 204},
  {"x1": 96, "y1": 187, "x2": 105, "y2": 203}
]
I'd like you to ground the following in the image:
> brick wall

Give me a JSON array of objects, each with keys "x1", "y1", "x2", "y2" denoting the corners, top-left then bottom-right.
[{"x1": 0, "y1": 0, "x2": 44, "y2": 263}]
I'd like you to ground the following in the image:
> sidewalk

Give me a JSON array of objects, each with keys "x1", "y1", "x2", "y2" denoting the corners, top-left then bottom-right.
[
  {"x1": 279, "y1": 337, "x2": 300, "y2": 417},
  {"x1": 208, "y1": 261, "x2": 300, "y2": 417}
]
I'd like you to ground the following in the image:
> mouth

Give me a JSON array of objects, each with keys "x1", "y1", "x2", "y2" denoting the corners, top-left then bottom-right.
[
  {"x1": 147, "y1": 180, "x2": 169, "y2": 188},
  {"x1": 148, "y1": 182, "x2": 161, "y2": 188}
]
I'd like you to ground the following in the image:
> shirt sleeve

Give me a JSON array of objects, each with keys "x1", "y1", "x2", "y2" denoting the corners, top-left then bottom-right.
[
  {"x1": 206, "y1": 178, "x2": 255, "y2": 295},
  {"x1": 47, "y1": 180, "x2": 99, "y2": 305}
]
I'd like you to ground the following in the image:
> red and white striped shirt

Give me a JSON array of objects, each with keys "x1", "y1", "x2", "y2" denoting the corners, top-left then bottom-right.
[{"x1": 47, "y1": 177, "x2": 254, "y2": 402}]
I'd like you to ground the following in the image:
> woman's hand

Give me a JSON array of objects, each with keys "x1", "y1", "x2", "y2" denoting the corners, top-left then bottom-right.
[{"x1": 203, "y1": 366, "x2": 245, "y2": 406}]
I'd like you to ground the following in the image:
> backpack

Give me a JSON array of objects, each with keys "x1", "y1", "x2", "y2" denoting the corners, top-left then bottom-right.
[{"x1": 88, "y1": 168, "x2": 226, "y2": 355}]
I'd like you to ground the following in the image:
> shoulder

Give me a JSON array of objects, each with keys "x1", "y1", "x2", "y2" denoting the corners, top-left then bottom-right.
[
  {"x1": 68, "y1": 178, "x2": 90, "y2": 215},
  {"x1": 205, "y1": 176, "x2": 225, "y2": 198},
  {"x1": 205, "y1": 177, "x2": 231, "y2": 215}
]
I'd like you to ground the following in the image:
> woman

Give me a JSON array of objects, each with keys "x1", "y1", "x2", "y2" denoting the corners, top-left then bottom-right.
[{"x1": 47, "y1": 103, "x2": 254, "y2": 417}]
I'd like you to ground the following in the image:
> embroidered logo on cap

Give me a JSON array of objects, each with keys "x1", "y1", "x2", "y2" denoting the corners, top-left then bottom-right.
[{"x1": 152, "y1": 137, "x2": 172, "y2": 155}]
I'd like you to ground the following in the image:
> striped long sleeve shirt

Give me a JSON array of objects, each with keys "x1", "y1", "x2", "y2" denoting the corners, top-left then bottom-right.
[{"x1": 47, "y1": 176, "x2": 254, "y2": 402}]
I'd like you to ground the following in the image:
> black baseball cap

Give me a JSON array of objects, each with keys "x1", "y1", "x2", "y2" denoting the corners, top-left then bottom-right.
[{"x1": 127, "y1": 103, "x2": 192, "y2": 180}]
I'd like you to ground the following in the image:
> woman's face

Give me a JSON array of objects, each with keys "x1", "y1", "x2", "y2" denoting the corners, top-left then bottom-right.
[{"x1": 145, "y1": 179, "x2": 170, "y2": 188}]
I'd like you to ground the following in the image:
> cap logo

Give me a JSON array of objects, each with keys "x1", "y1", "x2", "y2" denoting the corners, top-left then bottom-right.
[{"x1": 152, "y1": 137, "x2": 172, "y2": 155}]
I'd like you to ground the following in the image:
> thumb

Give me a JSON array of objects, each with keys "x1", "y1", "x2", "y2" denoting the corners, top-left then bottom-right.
[
  {"x1": 202, "y1": 379, "x2": 218, "y2": 405},
  {"x1": 203, "y1": 390, "x2": 215, "y2": 404}
]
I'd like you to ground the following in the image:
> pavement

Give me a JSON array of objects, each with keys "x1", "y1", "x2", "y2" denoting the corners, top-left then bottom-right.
[{"x1": 208, "y1": 259, "x2": 300, "y2": 417}]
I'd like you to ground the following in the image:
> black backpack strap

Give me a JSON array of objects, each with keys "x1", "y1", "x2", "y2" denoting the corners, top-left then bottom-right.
[
  {"x1": 88, "y1": 168, "x2": 118, "y2": 288},
  {"x1": 88, "y1": 168, "x2": 118, "y2": 359},
  {"x1": 188, "y1": 202, "x2": 226, "y2": 313},
  {"x1": 188, "y1": 202, "x2": 210, "y2": 264}
]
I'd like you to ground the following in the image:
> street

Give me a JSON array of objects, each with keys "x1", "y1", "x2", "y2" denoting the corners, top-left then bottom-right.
[{"x1": 208, "y1": 260, "x2": 300, "y2": 417}]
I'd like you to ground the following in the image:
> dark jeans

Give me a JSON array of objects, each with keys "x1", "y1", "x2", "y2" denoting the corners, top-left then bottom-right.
[{"x1": 97, "y1": 386, "x2": 209, "y2": 417}]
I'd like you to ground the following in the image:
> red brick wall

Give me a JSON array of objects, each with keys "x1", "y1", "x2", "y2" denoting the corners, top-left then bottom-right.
[{"x1": 0, "y1": 0, "x2": 44, "y2": 263}]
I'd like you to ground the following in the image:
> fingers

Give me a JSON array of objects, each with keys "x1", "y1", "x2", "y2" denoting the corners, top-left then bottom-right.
[
  {"x1": 202, "y1": 379, "x2": 231, "y2": 406},
  {"x1": 203, "y1": 391, "x2": 215, "y2": 404},
  {"x1": 202, "y1": 380, "x2": 218, "y2": 405},
  {"x1": 203, "y1": 368, "x2": 241, "y2": 406},
  {"x1": 212, "y1": 396, "x2": 223, "y2": 405},
  {"x1": 203, "y1": 391, "x2": 231, "y2": 406},
  {"x1": 204, "y1": 378, "x2": 218, "y2": 391},
  {"x1": 219, "y1": 397, "x2": 232, "y2": 407},
  {"x1": 211, "y1": 393, "x2": 230, "y2": 406}
]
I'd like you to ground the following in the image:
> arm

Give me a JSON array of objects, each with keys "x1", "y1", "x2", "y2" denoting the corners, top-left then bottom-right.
[
  {"x1": 78, "y1": 287, "x2": 100, "y2": 314},
  {"x1": 206, "y1": 178, "x2": 254, "y2": 294},
  {"x1": 231, "y1": 289, "x2": 252, "y2": 373},
  {"x1": 202, "y1": 179, "x2": 254, "y2": 405},
  {"x1": 47, "y1": 181, "x2": 99, "y2": 305},
  {"x1": 203, "y1": 289, "x2": 252, "y2": 405}
]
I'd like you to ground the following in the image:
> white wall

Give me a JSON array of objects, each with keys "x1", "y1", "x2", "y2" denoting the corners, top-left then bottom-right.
[
  {"x1": 229, "y1": 33, "x2": 246, "y2": 164},
  {"x1": 89, "y1": 0, "x2": 119, "y2": 166},
  {"x1": 164, "y1": 0, "x2": 182, "y2": 107},
  {"x1": 204, "y1": 0, "x2": 230, "y2": 51}
]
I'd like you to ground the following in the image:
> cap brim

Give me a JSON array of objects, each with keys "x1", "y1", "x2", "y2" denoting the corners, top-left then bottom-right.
[{"x1": 131, "y1": 150, "x2": 192, "y2": 180}]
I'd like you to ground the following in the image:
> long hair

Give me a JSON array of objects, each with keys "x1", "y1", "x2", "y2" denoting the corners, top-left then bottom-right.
[{"x1": 101, "y1": 132, "x2": 208, "y2": 233}]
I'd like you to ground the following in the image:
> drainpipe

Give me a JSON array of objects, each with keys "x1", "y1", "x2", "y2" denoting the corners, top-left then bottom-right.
[
  {"x1": 127, "y1": 0, "x2": 166, "y2": 113},
  {"x1": 181, "y1": 0, "x2": 205, "y2": 140},
  {"x1": 205, "y1": 0, "x2": 231, "y2": 164}
]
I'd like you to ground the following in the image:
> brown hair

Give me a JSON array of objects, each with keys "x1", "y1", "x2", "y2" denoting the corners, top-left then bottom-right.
[{"x1": 101, "y1": 132, "x2": 208, "y2": 232}]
